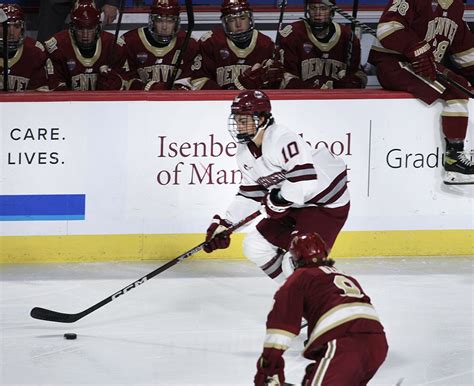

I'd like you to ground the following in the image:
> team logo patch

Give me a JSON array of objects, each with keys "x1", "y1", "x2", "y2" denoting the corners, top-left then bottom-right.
[
  {"x1": 137, "y1": 52, "x2": 148, "y2": 64},
  {"x1": 66, "y1": 59, "x2": 76, "y2": 71},
  {"x1": 303, "y1": 43, "x2": 313, "y2": 54},
  {"x1": 220, "y1": 49, "x2": 230, "y2": 60}
]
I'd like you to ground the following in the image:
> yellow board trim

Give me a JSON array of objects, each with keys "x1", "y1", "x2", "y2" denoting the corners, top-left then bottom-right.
[{"x1": 0, "y1": 230, "x2": 473, "y2": 264}]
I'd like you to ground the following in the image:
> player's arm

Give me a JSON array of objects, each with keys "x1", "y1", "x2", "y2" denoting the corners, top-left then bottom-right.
[
  {"x1": 28, "y1": 42, "x2": 51, "y2": 91},
  {"x1": 173, "y1": 37, "x2": 201, "y2": 90},
  {"x1": 335, "y1": 32, "x2": 367, "y2": 88},
  {"x1": 189, "y1": 32, "x2": 221, "y2": 90},
  {"x1": 255, "y1": 273, "x2": 303, "y2": 386},
  {"x1": 447, "y1": 20, "x2": 474, "y2": 85},
  {"x1": 43, "y1": 38, "x2": 69, "y2": 91},
  {"x1": 278, "y1": 24, "x2": 308, "y2": 89}
]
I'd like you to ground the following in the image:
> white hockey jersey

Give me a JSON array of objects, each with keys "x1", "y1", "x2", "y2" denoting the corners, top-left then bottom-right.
[{"x1": 225, "y1": 123, "x2": 350, "y2": 224}]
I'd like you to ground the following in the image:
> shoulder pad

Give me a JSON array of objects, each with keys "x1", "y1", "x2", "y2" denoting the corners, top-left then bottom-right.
[
  {"x1": 200, "y1": 31, "x2": 213, "y2": 42},
  {"x1": 280, "y1": 25, "x2": 293, "y2": 38},
  {"x1": 35, "y1": 41, "x2": 46, "y2": 52},
  {"x1": 44, "y1": 37, "x2": 58, "y2": 54}
]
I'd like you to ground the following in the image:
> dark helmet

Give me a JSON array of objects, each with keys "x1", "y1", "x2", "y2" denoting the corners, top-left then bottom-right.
[
  {"x1": 231, "y1": 89, "x2": 271, "y2": 116},
  {"x1": 305, "y1": 0, "x2": 335, "y2": 34},
  {"x1": 220, "y1": 0, "x2": 254, "y2": 44},
  {"x1": 289, "y1": 232, "x2": 328, "y2": 268},
  {"x1": 148, "y1": 0, "x2": 181, "y2": 45},
  {"x1": 0, "y1": 3, "x2": 25, "y2": 51},
  {"x1": 70, "y1": 0, "x2": 101, "y2": 51},
  {"x1": 228, "y1": 90, "x2": 272, "y2": 144}
]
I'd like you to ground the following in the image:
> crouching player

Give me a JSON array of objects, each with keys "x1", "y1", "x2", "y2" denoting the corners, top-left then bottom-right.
[{"x1": 254, "y1": 232, "x2": 388, "y2": 386}]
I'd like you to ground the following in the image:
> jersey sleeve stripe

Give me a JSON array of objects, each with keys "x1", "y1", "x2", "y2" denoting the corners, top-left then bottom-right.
[
  {"x1": 237, "y1": 185, "x2": 266, "y2": 202},
  {"x1": 286, "y1": 163, "x2": 318, "y2": 183},
  {"x1": 263, "y1": 328, "x2": 296, "y2": 350},
  {"x1": 306, "y1": 303, "x2": 381, "y2": 348},
  {"x1": 307, "y1": 170, "x2": 348, "y2": 205}
]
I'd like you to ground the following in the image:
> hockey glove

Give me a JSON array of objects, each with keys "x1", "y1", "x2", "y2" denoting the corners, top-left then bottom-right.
[
  {"x1": 236, "y1": 63, "x2": 266, "y2": 90},
  {"x1": 334, "y1": 71, "x2": 365, "y2": 89},
  {"x1": 405, "y1": 41, "x2": 436, "y2": 81},
  {"x1": 144, "y1": 81, "x2": 169, "y2": 91},
  {"x1": 96, "y1": 66, "x2": 124, "y2": 90},
  {"x1": 254, "y1": 348, "x2": 285, "y2": 386},
  {"x1": 261, "y1": 59, "x2": 284, "y2": 88},
  {"x1": 263, "y1": 189, "x2": 292, "y2": 219},
  {"x1": 203, "y1": 215, "x2": 232, "y2": 253}
]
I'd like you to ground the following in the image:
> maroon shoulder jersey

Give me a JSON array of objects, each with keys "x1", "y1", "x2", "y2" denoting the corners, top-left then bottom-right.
[
  {"x1": 279, "y1": 20, "x2": 362, "y2": 88},
  {"x1": 368, "y1": 0, "x2": 474, "y2": 81},
  {"x1": 192, "y1": 28, "x2": 275, "y2": 89},
  {"x1": 264, "y1": 265, "x2": 384, "y2": 360},
  {"x1": 0, "y1": 37, "x2": 49, "y2": 91},
  {"x1": 45, "y1": 29, "x2": 127, "y2": 91},
  {"x1": 122, "y1": 28, "x2": 200, "y2": 86}
]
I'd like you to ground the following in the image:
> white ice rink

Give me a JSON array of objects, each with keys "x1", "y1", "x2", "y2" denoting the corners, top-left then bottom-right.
[{"x1": 1, "y1": 257, "x2": 473, "y2": 386}]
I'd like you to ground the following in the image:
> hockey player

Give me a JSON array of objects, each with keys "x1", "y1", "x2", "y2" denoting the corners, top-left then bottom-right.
[
  {"x1": 190, "y1": 0, "x2": 283, "y2": 90},
  {"x1": 254, "y1": 232, "x2": 388, "y2": 385},
  {"x1": 278, "y1": 0, "x2": 367, "y2": 89},
  {"x1": 0, "y1": 3, "x2": 50, "y2": 91},
  {"x1": 44, "y1": 0, "x2": 128, "y2": 91},
  {"x1": 121, "y1": 0, "x2": 200, "y2": 90},
  {"x1": 203, "y1": 90, "x2": 350, "y2": 284},
  {"x1": 368, "y1": 0, "x2": 474, "y2": 185}
]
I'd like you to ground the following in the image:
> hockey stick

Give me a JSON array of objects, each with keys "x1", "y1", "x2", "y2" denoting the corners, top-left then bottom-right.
[
  {"x1": 167, "y1": 0, "x2": 194, "y2": 89},
  {"x1": 30, "y1": 209, "x2": 262, "y2": 323},
  {"x1": 346, "y1": 0, "x2": 359, "y2": 68},
  {"x1": 435, "y1": 70, "x2": 474, "y2": 98},
  {"x1": 0, "y1": 8, "x2": 8, "y2": 92},
  {"x1": 107, "y1": 0, "x2": 126, "y2": 65},
  {"x1": 322, "y1": 0, "x2": 376, "y2": 36},
  {"x1": 274, "y1": 0, "x2": 287, "y2": 54}
]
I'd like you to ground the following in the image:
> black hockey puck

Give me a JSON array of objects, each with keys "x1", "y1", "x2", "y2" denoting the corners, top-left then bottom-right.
[{"x1": 64, "y1": 333, "x2": 77, "y2": 340}]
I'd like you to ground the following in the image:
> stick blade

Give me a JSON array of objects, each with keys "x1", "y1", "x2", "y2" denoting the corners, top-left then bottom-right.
[{"x1": 30, "y1": 307, "x2": 80, "y2": 323}]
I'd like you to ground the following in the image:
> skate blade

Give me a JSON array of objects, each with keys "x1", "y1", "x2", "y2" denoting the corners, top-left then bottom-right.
[{"x1": 443, "y1": 171, "x2": 474, "y2": 185}]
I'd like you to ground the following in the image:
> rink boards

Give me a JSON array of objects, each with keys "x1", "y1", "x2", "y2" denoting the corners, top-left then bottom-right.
[{"x1": 0, "y1": 90, "x2": 473, "y2": 263}]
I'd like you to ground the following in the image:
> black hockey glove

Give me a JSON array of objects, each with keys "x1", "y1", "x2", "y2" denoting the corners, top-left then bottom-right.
[{"x1": 263, "y1": 189, "x2": 292, "y2": 219}]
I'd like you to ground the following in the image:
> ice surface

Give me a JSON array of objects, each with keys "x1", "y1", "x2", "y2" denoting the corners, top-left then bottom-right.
[{"x1": 1, "y1": 257, "x2": 472, "y2": 385}]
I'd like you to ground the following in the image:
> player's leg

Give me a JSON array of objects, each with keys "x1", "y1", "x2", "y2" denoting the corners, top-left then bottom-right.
[
  {"x1": 375, "y1": 61, "x2": 473, "y2": 184},
  {"x1": 243, "y1": 230, "x2": 287, "y2": 284}
]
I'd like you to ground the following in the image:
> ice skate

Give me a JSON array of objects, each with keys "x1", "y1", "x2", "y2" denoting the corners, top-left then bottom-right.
[{"x1": 443, "y1": 150, "x2": 474, "y2": 185}]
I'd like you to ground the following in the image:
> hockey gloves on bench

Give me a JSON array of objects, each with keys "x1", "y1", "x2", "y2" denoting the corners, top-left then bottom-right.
[
  {"x1": 204, "y1": 215, "x2": 232, "y2": 253},
  {"x1": 405, "y1": 40, "x2": 436, "y2": 81},
  {"x1": 263, "y1": 189, "x2": 292, "y2": 219}
]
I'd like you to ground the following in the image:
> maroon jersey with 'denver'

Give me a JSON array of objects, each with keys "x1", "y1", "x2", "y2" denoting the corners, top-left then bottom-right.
[
  {"x1": 368, "y1": 0, "x2": 474, "y2": 82},
  {"x1": 0, "y1": 36, "x2": 49, "y2": 91},
  {"x1": 45, "y1": 29, "x2": 127, "y2": 91},
  {"x1": 279, "y1": 20, "x2": 362, "y2": 88},
  {"x1": 122, "y1": 28, "x2": 200, "y2": 87},
  {"x1": 265, "y1": 265, "x2": 384, "y2": 360},
  {"x1": 192, "y1": 28, "x2": 275, "y2": 89}
]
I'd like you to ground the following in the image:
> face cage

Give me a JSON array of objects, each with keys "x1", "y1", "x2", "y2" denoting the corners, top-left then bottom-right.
[
  {"x1": 0, "y1": 21, "x2": 25, "y2": 52},
  {"x1": 228, "y1": 113, "x2": 262, "y2": 144},
  {"x1": 148, "y1": 14, "x2": 180, "y2": 45},
  {"x1": 221, "y1": 11, "x2": 254, "y2": 44},
  {"x1": 70, "y1": 24, "x2": 101, "y2": 51},
  {"x1": 305, "y1": 7, "x2": 332, "y2": 33}
]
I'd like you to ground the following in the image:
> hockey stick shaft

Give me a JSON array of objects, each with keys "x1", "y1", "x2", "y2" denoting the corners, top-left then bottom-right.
[
  {"x1": 1, "y1": 10, "x2": 8, "y2": 92},
  {"x1": 275, "y1": 0, "x2": 287, "y2": 50},
  {"x1": 107, "y1": 0, "x2": 125, "y2": 65},
  {"x1": 346, "y1": 0, "x2": 359, "y2": 68},
  {"x1": 322, "y1": 0, "x2": 376, "y2": 36},
  {"x1": 167, "y1": 0, "x2": 194, "y2": 89},
  {"x1": 30, "y1": 209, "x2": 261, "y2": 323},
  {"x1": 435, "y1": 71, "x2": 474, "y2": 98}
]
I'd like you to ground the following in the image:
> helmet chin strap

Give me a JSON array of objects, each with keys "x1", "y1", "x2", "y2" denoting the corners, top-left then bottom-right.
[{"x1": 251, "y1": 115, "x2": 274, "y2": 146}]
